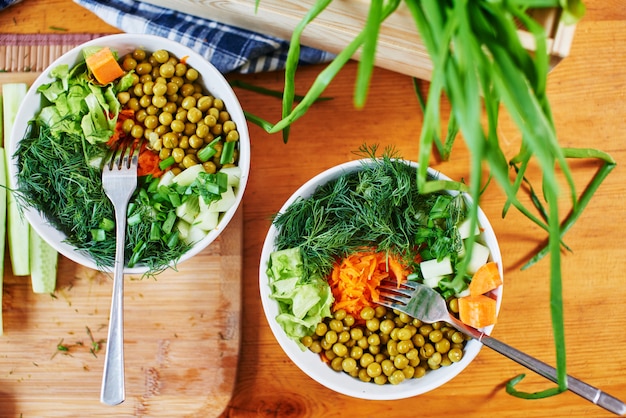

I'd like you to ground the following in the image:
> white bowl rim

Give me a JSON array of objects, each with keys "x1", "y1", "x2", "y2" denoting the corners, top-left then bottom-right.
[
  {"x1": 259, "y1": 158, "x2": 503, "y2": 400},
  {"x1": 8, "y1": 33, "x2": 250, "y2": 274}
]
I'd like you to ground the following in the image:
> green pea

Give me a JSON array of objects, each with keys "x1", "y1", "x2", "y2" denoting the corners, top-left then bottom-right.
[
  {"x1": 379, "y1": 319, "x2": 395, "y2": 334},
  {"x1": 402, "y1": 366, "x2": 415, "y2": 379},
  {"x1": 367, "y1": 333, "x2": 380, "y2": 346},
  {"x1": 358, "y1": 369, "x2": 372, "y2": 382},
  {"x1": 365, "y1": 318, "x2": 380, "y2": 331},
  {"x1": 388, "y1": 370, "x2": 406, "y2": 385},
  {"x1": 366, "y1": 362, "x2": 382, "y2": 378},
  {"x1": 342, "y1": 358, "x2": 357, "y2": 373},
  {"x1": 427, "y1": 352, "x2": 442, "y2": 369},
  {"x1": 135, "y1": 62, "x2": 152, "y2": 75},
  {"x1": 381, "y1": 359, "x2": 395, "y2": 377},
  {"x1": 373, "y1": 375, "x2": 387, "y2": 385},
  {"x1": 448, "y1": 347, "x2": 464, "y2": 363},
  {"x1": 397, "y1": 340, "x2": 413, "y2": 354},
  {"x1": 325, "y1": 330, "x2": 338, "y2": 345},
  {"x1": 158, "y1": 112, "x2": 173, "y2": 127},
  {"x1": 414, "y1": 366, "x2": 427, "y2": 379},
  {"x1": 429, "y1": 329, "x2": 443, "y2": 343},
  {"x1": 144, "y1": 115, "x2": 159, "y2": 130},
  {"x1": 152, "y1": 82, "x2": 168, "y2": 97},
  {"x1": 159, "y1": 63, "x2": 176, "y2": 78},
  {"x1": 394, "y1": 354, "x2": 409, "y2": 370},
  {"x1": 153, "y1": 49, "x2": 169, "y2": 63},
  {"x1": 300, "y1": 335, "x2": 313, "y2": 348},
  {"x1": 338, "y1": 331, "x2": 350, "y2": 343},
  {"x1": 330, "y1": 357, "x2": 344, "y2": 372},
  {"x1": 350, "y1": 346, "x2": 363, "y2": 360},
  {"x1": 132, "y1": 49, "x2": 146, "y2": 61},
  {"x1": 186, "y1": 67, "x2": 199, "y2": 81},
  {"x1": 360, "y1": 353, "x2": 374, "y2": 368},
  {"x1": 315, "y1": 322, "x2": 327, "y2": 337},
  {"x1": 435, "y1": 338, "x2": 451, "y2": 354},
  {"x1": 332, "y1": 343, "x2": 348, "y2": 357},
  {"x1": 360, "y1": 306, "x2": 375, "y2": 320}
]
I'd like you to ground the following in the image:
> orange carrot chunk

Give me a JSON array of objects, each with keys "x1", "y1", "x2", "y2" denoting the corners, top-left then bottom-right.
[
  {"x1": 86, "y1": 47, "x2": 125, "y2": 85},
  {"x1": 468, "y1": 261, "x2": 502, "y2": 296},
  {"x1": 458, "y1": 294, "x2": 497, "y2": 329}
]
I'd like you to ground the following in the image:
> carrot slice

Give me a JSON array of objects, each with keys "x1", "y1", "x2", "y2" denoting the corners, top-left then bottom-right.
[
  {"x1": 458, "y1": 294, "x2": 497, "y2": 328},
  {"x1": 86, "y1": 47, "x2": 125, "y2": 85},
  {"x1": 468, "y1": 261, "x2": 502, "y2": 296},
  {"x1": 328, "y1": 250, "x2": 407, "y2": 318}
]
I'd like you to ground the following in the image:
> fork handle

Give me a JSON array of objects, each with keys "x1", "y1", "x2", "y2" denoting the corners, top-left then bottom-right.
[
  {"x1": 100, "y1": 207, "x2": 127, "y2": 406},
  {"x1": 478, "y1": 333, "x2": 626, "y2": 416}
]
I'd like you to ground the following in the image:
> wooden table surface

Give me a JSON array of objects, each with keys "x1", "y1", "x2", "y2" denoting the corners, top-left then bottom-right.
[{"x1": 1, "y1": 1, "x2": 626, "y2": 417}]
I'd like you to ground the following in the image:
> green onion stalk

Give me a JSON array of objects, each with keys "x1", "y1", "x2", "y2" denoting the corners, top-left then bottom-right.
[{"x1": 248, "y1": 0, "x2": 615, "y2": 399}]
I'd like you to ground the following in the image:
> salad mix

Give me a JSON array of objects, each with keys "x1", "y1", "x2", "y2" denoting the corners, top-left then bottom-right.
[
  {"x1": 14, "y1": 46, "x2": 242, "y2": 274},
  {"x1": 266, "y1": 148, "x2": 501, "y2": 384}
]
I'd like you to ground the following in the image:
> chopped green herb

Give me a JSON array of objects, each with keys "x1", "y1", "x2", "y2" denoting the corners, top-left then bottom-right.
[
  {"x1": 272, "y1": 145, "x2": 470, "y2": 282},
  {"x1": 256, "y1": 0, "x2": 614, "y2": 400}
]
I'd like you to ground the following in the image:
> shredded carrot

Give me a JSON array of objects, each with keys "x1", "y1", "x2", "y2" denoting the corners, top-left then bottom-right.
[
  {"x1": 106, "y1": 109, "x2": 164, "y2": 177},
  {"x1": 107, "y1": 108, "x2": 135, "y2": 147},
  {"x1": 137, "y1": 144, "x2": 164, "y2": 177},
  {"x1": 328, "y1": 250, "x2": 407, "y2": 318},
  {"x1": 86, "y1": 47, "x2": 125, "y2": 85}
]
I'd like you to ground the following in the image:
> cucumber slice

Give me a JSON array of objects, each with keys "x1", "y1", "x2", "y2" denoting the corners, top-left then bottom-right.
[
  {"x1": 0, "y1": 147, "x2": 6, "y2": 334},
  {"x1": 2, "y1": 83, "x2": 30, "y2": 276},
  {"x1": 29, "y1": 229, "x2": 58, "y2": 294}
]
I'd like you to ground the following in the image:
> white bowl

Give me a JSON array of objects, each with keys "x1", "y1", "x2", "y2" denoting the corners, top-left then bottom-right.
[
  {"x1": 259, "y1": 159, "x2": 503, "y2": 400},
  {"x1": 8, "y1": 34, "x2": 250, "y2": 274}
]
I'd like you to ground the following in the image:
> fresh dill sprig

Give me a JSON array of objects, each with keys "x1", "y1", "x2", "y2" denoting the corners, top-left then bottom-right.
[
  {"x1": 14, "y1": 123, "x2": 191, "y2": 272},
  {"x1": 272, "y1": 147, "x2": 453, "y2": 281},
  {"x1": 16, "y1": 123, "x2": 115, "y2": 267}
]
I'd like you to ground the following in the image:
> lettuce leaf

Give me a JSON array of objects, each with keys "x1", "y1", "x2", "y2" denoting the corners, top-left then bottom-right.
[
  {"x1": 34, "y1": 56, "x2": 122, "y2": 144},
  {"x1": 267, "y1": 247, "x2": 333, "y2": 349}
]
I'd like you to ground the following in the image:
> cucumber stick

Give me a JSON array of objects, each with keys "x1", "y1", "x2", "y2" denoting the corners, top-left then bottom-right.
[
  {"x1": 2, "y1": 83, "x2": 30, "y2": 276},
  {"x1": 0, "y1": 96, "x2": 6, "y2": 334},
  {"x1": 29, "y1": 228, "x2": 58, "y2": 294}
]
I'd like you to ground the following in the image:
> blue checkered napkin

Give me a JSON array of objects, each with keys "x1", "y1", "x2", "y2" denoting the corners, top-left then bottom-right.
[
  {"x1": 0, "y1": 0, "x2": 21, "y2": 10},
  {"x1": 74, "y1": 0, "x2": 334, "y2": 74}
]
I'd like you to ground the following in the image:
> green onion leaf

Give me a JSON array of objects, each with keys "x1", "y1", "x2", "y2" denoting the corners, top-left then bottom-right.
[
  {"x1": 159, "y1": 155, "x2": 176, "y2": 170},
  {"x1": 90, "y1": 229, "x2": 106, "y2": 242}
]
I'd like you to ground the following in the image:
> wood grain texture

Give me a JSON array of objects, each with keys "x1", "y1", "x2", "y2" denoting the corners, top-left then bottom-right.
[
  {"x1": 0, "y1": 178, "x2": 242, "y2": 417},
  {"x1": 136, "y1": 0, "x2": 572, "y2": 80},
  {"x1": 1, "y1": 0, "x2": 625, "y2": 417},
  {"x1": 0, "y1": 0, "x2": 119, "y2": 33}
]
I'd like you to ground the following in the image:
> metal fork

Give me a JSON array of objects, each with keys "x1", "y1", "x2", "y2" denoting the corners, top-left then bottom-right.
[
  {"x1": 100, "y1": 141, "x2": 139, "y2": 406},
  {"x1": 377, "y1": 280, "x2": 626, "y2": 416}
]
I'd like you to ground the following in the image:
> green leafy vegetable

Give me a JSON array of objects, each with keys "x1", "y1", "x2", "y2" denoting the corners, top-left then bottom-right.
[
  {"x1": 269, "y1": 146, "x2": 492, "y2": 344},
  {"x1": 36, "y1": 62, "x2": 119, "y2": 144},
  {"x1": 272, "y1": 146, "x2": 475, "y2": 290},
  {"x1": 267, "y1": 247, "x2": 333, "y2": 347},
  {"x1": 14, "y1": 87, "x2": 192, "y2": 274},
  {"x1": 13, "y1": 48, "x2": 244, "y2": 275},
  {"x1": 254, "y1": 0, "x2": 615, "y2": 399}
]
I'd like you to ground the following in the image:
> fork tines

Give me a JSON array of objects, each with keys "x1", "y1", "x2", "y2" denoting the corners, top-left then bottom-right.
[
  {"x1": 378, "y1": 279, "x2": 420, "y2": 293},
  {"x1": 107, "y1": 140, "x2": 141, "y2": 171},
  {"x1": 377, "y1": 279, "x2": 414, "y2": 308}
]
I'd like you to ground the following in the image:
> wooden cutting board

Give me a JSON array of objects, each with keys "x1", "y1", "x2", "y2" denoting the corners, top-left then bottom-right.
[{"x1": 0, "y1": 72, "x2": 242, "y2": 417}]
